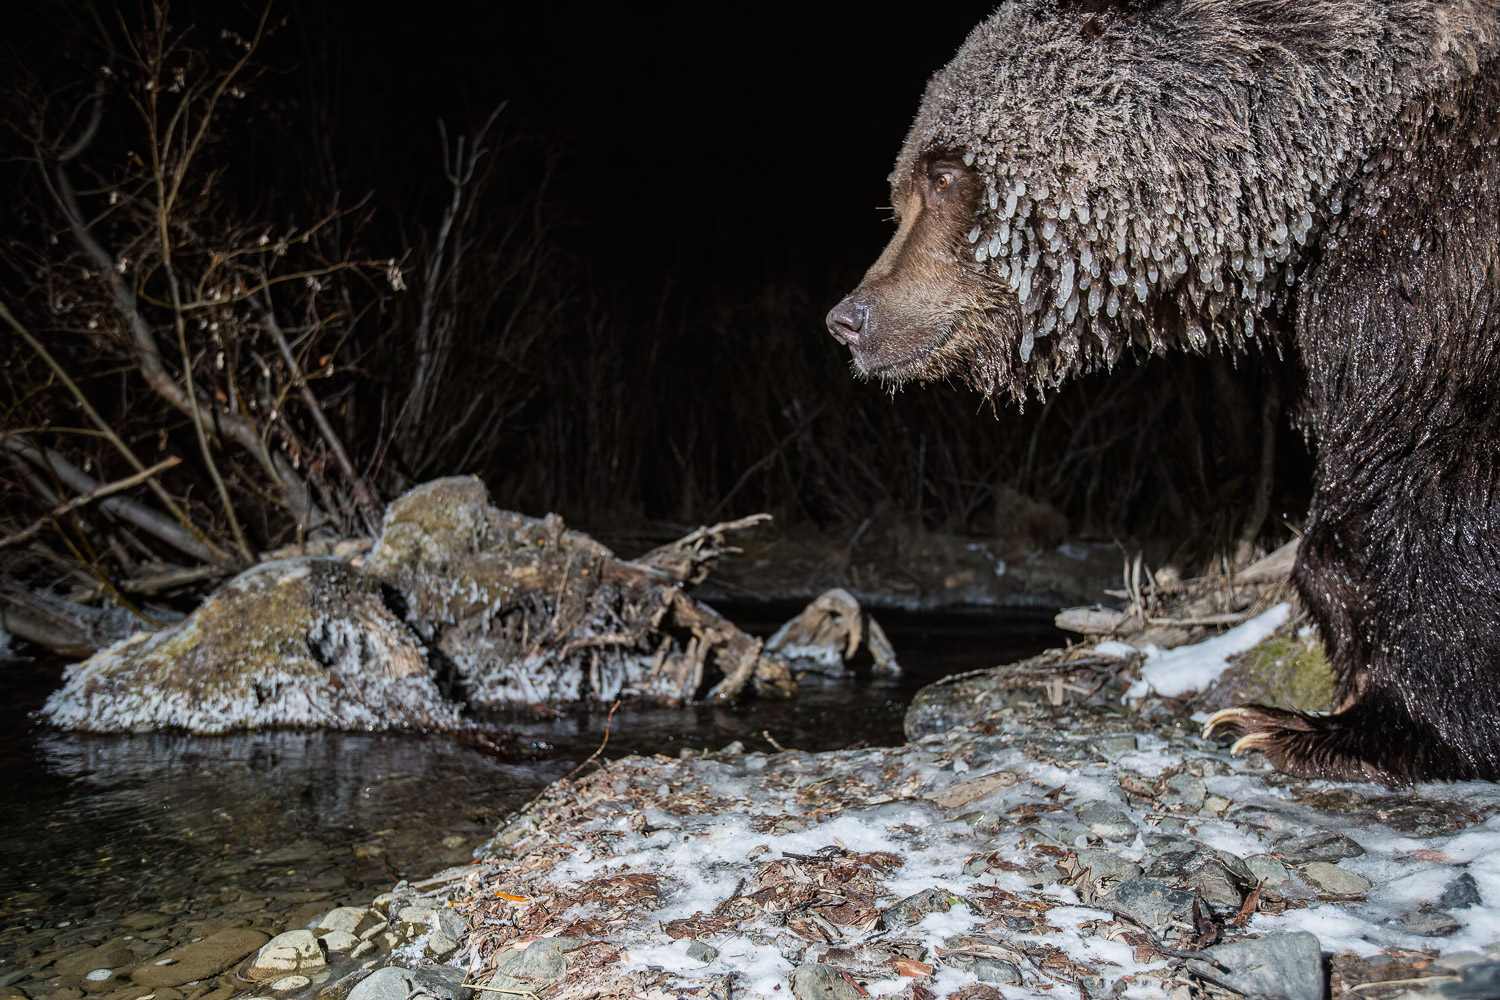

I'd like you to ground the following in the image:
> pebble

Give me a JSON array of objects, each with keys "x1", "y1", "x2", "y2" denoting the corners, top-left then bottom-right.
[
  {"x1": 1187, "y1": 931, "x2": 1324, "y2": 1000},
  {"x1": 685, "y1": 942, "x2": 718, "y2": 964},
  {"x1": 1107, "y1": 877, "x2": 1196, "y2": 930},
  {"x1": 347, "y1": 967, "x2": 468, "y2": 1000},
  {"x1": 789, "y1": 963, "x2": 864, "y2": 1000},
  {"x1": 1073, "y1": 849, "x2": 1143, "y2": 884},
  {"x1": 246, "y1": 931, "x2": 325, "y2": 978},
  {"x1": 1163, "y1": 773, "x2": 1206, "y2": 810},
  {"x1": 1278, "y1": 830, "x2": 1365, "y2": 863},
  {"x1": 270, "y1": 977, "x2": 310, "y2": 992},
  {"x1": 1144, "y1": 851, "x2": 1244, "y2": 913},
  {"x1": 1300, "y1": 861, "x2": 1372, "y2": 895},
  {"x1": 317, "y1": 931, "x2": 358, "y2": 953},
  {"x1": 1440, "y1": 873, "x2": 1483, "y2": 910},
  {"x1": 1077, "y1": 801, "x2": 1137, "y2": 840},
  {"x1": 315, "y1": 909, "x2": 371, "y2": 936},
  {"x1": 881, "y1": 888, "x2": 959, "y2": 931},
  {"x1": 55, "y1": 942, "x2": 135, "y2": 979},
  {"x1": 1244, "y1": 853, "x2": 1290, "y2": 885},
  {"x1": 485, "y1": 938, "x2": 587, "y2": 990}
]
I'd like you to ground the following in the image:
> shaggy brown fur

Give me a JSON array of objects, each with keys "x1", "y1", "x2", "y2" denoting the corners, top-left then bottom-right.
[{"x1": 827, "y1": 0, "x2": 1500, "y2": 783}]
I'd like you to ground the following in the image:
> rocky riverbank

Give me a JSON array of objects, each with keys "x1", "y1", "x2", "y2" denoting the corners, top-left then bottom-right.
[
  {"x1": 11, "y1": 569, "x2": 1500, "y2": 1000},
  {"x1": 14, "y1": 620, "x2": 1500, "y2": 1000}
]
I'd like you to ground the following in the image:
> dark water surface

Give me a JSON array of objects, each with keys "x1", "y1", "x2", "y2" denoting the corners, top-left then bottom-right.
[{"x1": 0, "y1": 606, "x2": 1059, "y2": 948}]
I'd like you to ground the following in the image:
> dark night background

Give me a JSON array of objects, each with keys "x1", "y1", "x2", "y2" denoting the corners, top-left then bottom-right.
[{"x1": 1, "y1": 0, "x2": 1308, "y2": 602}]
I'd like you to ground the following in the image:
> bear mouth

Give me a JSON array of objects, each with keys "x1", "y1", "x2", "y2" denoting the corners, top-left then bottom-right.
[{"x1": 851, "y1": 321, "x2": 970, "y2": 387}]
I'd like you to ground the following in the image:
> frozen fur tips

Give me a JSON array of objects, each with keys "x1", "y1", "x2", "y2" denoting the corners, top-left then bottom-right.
[{"x1": 888, "y1": 0, "x2": 1499, "y2": 398}]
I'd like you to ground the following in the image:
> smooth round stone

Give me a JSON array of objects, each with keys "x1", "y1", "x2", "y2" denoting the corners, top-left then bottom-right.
[{"x1": 272, "y1": 976, "x2": 312, "y2": 992}]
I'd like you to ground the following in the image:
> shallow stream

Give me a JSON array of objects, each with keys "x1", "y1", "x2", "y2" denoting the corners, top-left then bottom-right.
[{"x1": 0, "y1": 605, "x2": 1059, "y2": 984}]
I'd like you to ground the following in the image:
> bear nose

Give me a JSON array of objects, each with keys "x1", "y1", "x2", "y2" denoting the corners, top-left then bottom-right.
[{"x1": 826, "y1": 297, "x2": 869, "y2": 347}]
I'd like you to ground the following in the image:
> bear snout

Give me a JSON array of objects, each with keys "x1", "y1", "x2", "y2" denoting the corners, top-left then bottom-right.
[{"x1": 825, "y1": 296, "x2": 870, "y2": 347}]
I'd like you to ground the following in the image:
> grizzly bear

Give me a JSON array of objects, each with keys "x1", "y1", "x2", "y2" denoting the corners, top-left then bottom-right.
[{"x1": 826, "y1": 0, "x2": 1500, "y2": 783}]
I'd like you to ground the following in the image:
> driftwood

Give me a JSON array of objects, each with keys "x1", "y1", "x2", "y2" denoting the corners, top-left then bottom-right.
[
  {"x1": 1055, "y1": 538, "x2": 1300, "y2": 644},
  {"x1": 764, "y1": 587, "x2": 901, "y2": 677}
]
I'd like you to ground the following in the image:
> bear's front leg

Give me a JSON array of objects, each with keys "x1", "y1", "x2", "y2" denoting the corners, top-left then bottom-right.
[{"x1": 1205, "y1": 418, "x2": 1500, "y2": 784}]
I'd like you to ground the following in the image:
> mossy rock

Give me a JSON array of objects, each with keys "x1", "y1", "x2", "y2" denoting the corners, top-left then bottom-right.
[
  {"x1": 43, "y1": 558, "x2": 458, "y2": 733},
  {"x1": 1194, "y1": 629, "x2": 1336, "y2": 714}
]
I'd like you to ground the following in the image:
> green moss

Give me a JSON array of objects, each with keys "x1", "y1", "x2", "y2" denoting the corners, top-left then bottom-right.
[{"x1": 1233, "y1": 632, "x2": 1336, "y2": 712}]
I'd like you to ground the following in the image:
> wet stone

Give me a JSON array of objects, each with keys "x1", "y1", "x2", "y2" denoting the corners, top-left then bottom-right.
[
  {"x1": 1077, "y1": 802, "x2": 1137, "y2": 840},
  {"x1": 129, "y1": 929, "x2": 269, "y2": 989},
  {"x1": 1300, "y1": 862, "x2": 1372, "y2": 896},
  {"x1": 1245, "y1": 853, "x2": 1290, "y2": 886},
  {"x1": 1106, "y1": 878, "x2": 1196, "y2": 931},
  {"x1": 1186, "y1": 931, "x2": 1324, "y2": 1000},
  {"x1": 789, "y1": 963, "x2": 863, "y2": 1000},
  {"x1": 1439, "y1": 873, "x2": 1482, "y2": 910},
  {"x1": 312, "y1": 969, "x2": 373, "y2": 1000},
  {"x1": 54, "y1": 942, "x2": 135, "y2": 980},
  {"x1": 246, "y1": 931, "x2": 325, "y2": 978},
  {"x1": 315, "y1": 909, "x2": 371, "y2": 936},
  {"x1": 882, "y1": 888, "x2": 960, "y2": 931},
  {"x1": 1278, "y1": 830, "x2": 1364, "y2": 863},
  {"x1": 347, "y1": 967, "x2": 469, "y2": 1000},
  {"x1": 316, "y1": 932, "x2": 357, "y2": 954},
  {"x1": 80, "y1": 972, "x2": 130, "y2": 995},
  {"x1": 271, "y1": 977, "x2": 310, "y2": 992},
  {"x1": 1073, "y1": 849, "x2": 1143, "y2": 885}
]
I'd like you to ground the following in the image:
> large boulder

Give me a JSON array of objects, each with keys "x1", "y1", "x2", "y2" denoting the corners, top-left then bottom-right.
[{"x1": 42, "y1": 557, "x2": 456, "y2": 733}]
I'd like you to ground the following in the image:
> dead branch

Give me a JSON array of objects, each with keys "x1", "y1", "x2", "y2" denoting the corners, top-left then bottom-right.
[
  {"x1": 255, "y1": 295, "x2": 379, "y2": 530},
  {"x1": 1, "y1": 299, "x2": 237, "y2": 567},
  {"x1": 6, "y1": 438, "x2": 224, "y2": 565},
  {"x1": 0, "y1": 455, "x2": 181, "y2": 551}
]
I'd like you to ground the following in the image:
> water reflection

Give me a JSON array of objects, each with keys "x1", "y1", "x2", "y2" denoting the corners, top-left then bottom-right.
[{"x1": 0, "y1": 606, "x2": 1058, "y2": 941}]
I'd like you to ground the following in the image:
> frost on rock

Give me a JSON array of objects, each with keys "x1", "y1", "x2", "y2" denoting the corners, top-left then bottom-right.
[
  {"x1": 766, "y1": 588, "x2": 900, "y2": 677},
  {"x1": 41, "y1": 557, "x2": 455, "y2": 734},
  {"x1": 41, "y1": 476, "x2": 795, "y2": 733},
  {"x1": 365, "y1": 477, "x2": 796, "y2": 707}
]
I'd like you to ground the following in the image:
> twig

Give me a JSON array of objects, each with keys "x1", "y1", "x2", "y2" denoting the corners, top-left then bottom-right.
[
  {"x1": 1, "y1": 300, "x2": 235, "y2": 566},
  {"x1": 1335, "y1": 976, "x2": 1458, "y2": 997},
  {"x1": 461, "y1": 984, "x2": 542, "y2": 1000},
  {"x1": 1, "y1": 456, "x2": 181, "y2": 550},
  {"x1": 6, "y1": 438, "x2": 222, "y2": 566},
  {"x1": 255, "y1": 294, "x2": 380, "y2": 531},
  {"x1": 565, "y1": 699, "x2": 621, "y2": 779}
]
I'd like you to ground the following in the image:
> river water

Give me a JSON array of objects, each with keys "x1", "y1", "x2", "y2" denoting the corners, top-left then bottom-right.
[{"x1": 0, "y1": 606, "x2": 1059, "y2": 973}]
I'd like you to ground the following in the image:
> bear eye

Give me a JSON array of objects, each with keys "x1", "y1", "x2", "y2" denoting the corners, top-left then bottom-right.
[{"x1": 933, "y1": 172, "x2": 952, "y2": 191}]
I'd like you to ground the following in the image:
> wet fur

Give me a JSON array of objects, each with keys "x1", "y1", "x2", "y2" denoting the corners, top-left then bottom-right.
[{"x1": 832, "y1": 0, "x2": 1500, "y2": 783}]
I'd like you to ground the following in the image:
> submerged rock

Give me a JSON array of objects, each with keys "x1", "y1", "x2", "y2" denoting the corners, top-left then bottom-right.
[{"x1": 128, "y1": 928, "x2": 269, "y2": 988}]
